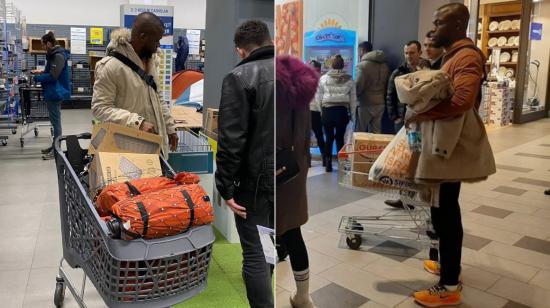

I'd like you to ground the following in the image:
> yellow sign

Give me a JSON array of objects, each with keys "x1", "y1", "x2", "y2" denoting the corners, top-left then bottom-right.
[{"x1": 90, "y1": 27, "x2": 103, "y2": 45}]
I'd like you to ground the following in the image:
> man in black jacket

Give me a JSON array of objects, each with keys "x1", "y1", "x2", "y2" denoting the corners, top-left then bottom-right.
[
  {"x1": 386, "y1": 40, "x2": 429, "y2": 133},
  {"x1": 215, "y1": 20, "x2": 274, "y2": 308}
]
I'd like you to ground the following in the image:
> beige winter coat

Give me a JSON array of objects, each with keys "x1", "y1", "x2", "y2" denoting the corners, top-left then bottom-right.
[
  {"x1": 91, "y1": 28, "x2": 176, "y2": 157},
  {"x1": 405, "y1": 39, "x2": 496, "y2": 183},
  {"x1": 396, "y1": 70, "x2": 461, "y2": 160}
]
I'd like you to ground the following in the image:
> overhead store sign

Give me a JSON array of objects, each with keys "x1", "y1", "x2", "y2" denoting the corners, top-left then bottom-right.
[
  {"x1": 530, "y1": 22, "x2": 542, "y2": 41},
  {"x1": 121, "y1": 4, "x2": 174, "y2": 107},
  {"x1": 121, "y1": 5, "x2": 174, "y2": 36}
]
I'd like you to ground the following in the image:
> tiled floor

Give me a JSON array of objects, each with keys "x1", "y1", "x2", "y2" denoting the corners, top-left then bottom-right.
[
  {"x1": 277, "y1": 119, "x2": 550, "y2": 308},
  {"x1": 0, "y1": 110, "x2": 107, "y2": 307}
]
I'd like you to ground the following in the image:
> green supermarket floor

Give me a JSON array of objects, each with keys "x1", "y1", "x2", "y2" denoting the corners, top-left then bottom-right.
[{"x1": 0, "y1": 109, "x2": 248, "y2": 307}]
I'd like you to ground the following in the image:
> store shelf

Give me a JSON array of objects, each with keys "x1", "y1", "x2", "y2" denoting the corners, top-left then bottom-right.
[
  {"x1": 489, "y1": 13, "x2": 521, "y2": 18},
  {"x1": 485, "y1": 62, "x2": 517, "y2": 66},
  {"x1": 488, "y1": 30, "x2": 520, "y2": 34},
  {"x1": 488, "y1": 46, "x2": 519, "y2": 50}
]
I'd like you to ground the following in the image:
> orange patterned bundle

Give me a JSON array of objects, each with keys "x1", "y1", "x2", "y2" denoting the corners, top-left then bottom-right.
[
  {"x1": 95, "y1": 172, "x2": 200, "y2": 216},
  {"x1": 111, "y1": 184, "x2": 214, "y2": 239}
]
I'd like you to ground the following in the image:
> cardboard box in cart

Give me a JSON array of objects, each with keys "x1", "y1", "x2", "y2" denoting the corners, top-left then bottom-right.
[
  {"x1": 351, "y1": 133, "x2": 394, "y2": 188},
  {"x1": 89, "y1": 122, "x2": 162, "y2": 155},
  {"x1": 89, "y1": 152, "x2": 162, "y2": 196},
  {"x1": 351, "y1": 133, "x2": 394, "y2": 163}
]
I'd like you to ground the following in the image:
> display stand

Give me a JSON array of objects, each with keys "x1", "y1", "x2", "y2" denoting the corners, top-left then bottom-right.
[
  {"x1": 0, "y1": 1, "x2": 24, "y2": 145},
  {"x1": 478, "y1": 2, "x2": 521, "y2": 79}
]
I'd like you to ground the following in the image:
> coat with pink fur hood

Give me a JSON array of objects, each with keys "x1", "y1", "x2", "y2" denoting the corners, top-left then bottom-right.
[{"x1": 276, "y1": 56, "x2": 320, "y2": 235}]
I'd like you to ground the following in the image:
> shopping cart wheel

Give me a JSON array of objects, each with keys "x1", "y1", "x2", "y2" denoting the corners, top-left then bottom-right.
[
  {"x1": 53, "y1": 277, "x2": 65, "y2": 308},
  {"x1": 20, "y1": 139, "x2": 24, "y2": 147},
  {"x1": 34, "y1": 128, "x2": 39, "y2": 137},
  {"x1": 1, "y1": 140, "x2": 6, "y2": 146},
  {"x1": 346, "y1": 234, "x2": 362, "y2": 250},
  {"x1": 11, "y1": 128, "x2": 16, "y2": 135},
  {"x1": 429, "y1": 248, "x2": 439, "y2": 261}
]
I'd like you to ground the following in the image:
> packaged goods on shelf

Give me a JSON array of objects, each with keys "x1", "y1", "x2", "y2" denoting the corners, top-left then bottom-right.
[{"x1": 480, "y1": 82, "x2": 514, "y2": 126}]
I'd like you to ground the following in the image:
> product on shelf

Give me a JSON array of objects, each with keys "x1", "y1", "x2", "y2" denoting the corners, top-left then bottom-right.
[{"x1": 480, "y1": 82, "x2": 514, "y2": 127}]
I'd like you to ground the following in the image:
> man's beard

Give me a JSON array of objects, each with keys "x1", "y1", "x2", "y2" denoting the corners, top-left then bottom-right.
[{"x1": 139, "y1": 49, "x2": 154, "y2": 59}]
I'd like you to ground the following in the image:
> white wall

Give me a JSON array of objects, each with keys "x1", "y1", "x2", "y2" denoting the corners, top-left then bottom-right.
[
  {"x1": 527, "y1": 1, "x2": 550, "y2": 107},
  {"x1": 11, "y1": 0, "x2": 206, "y2": 29}
]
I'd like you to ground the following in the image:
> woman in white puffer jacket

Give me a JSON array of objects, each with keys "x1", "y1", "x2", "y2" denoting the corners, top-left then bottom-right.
[{"x1": 315, "y1": 55, "x2": 357, "y2": 172}]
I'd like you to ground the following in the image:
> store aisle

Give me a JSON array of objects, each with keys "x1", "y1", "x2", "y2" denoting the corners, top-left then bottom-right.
[
  {"x1": 0, "y1": 110, "x2": 247, "y2": 308},
  {"x1": 276, "y1": 119, "x2": 550, "y2": 308},
  {"x1": 0, "y1": 109, "x2": 99, "y2": 308}
]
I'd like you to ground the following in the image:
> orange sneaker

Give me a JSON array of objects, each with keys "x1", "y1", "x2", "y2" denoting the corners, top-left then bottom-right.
[
  {"x1": 414, "y1": 284, "x2": 461, "y2": 307},
  {"x1": 424, "y1": 260, "x2": 441, "y2": 275}
]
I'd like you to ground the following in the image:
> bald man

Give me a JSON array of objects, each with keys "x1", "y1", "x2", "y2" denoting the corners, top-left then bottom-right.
[
  {"x1": 92, "y1": 12, "x2": 178, "y2": 157},
  {"x1": 409, "y1": 3, "x2": 495, "y2": 307}
]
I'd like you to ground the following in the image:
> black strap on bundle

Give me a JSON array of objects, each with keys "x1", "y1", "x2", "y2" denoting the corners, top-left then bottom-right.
[
  {"x1": 180, "y1": 190, "x2": 195, "y2": 231},
  {"x1": 136, "y1": 201, "x2": 149, "y2": 237},
  {"x1": 110, "y1": 51, "x2": 157, "y2": 92},
  {"x1": 124, "y1": 181, "x2": 141, "y2": 196}
]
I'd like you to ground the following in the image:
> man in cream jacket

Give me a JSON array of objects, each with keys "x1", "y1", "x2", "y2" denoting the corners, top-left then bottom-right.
[{"x1": 92, "y1": 12, "x2": 178, "y2": 157}]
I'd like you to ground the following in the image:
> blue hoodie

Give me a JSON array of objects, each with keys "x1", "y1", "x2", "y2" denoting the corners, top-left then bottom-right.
[{"x1": 34, "y1": 46, "x2": 71, "y2": 101}]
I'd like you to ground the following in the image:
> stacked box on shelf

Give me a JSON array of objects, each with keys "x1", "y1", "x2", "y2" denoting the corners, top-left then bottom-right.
[{"x1": 480, "y1": 82, "x2": 514, "y2": 126}]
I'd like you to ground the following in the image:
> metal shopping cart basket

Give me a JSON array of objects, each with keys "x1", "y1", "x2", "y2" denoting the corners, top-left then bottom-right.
[
  {"x1": 168, "y1": 130, "x2": 213, "y2": 174},
  {"x1": 19, "y1": 87, "x2": 53, "y2": 147},
  {"x1": 53, "y1": 133, "x2": 215, "y2": 308},
  {"x1": 336, "y1": 144, "x2": 439, "y2": 261}
]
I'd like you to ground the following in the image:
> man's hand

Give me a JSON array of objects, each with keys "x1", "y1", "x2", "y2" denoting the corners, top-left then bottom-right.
[
  {"x1": 31, "y1": 69, "x2": 43, "y2": 74},
  {"x1": 393, "y1": 117, "x2": 403, "y2": 124},
  {"x1": 225, "y1": 198, "x2": 247, "y2": 219},
  {"x1": 139, "y1": 120, "x2": 155, "y2": 133},
  {"x1": 169, "y1": 133, "x2": 179, "y2": 152}
]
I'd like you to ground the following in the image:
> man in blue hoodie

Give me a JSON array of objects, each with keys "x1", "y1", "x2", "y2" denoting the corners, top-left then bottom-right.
[{"x1": 32, "y1": 31, "x2": 71, "y2": 160}]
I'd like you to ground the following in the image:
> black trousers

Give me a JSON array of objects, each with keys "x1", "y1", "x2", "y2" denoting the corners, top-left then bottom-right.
[
  {"x1": 322, "y1": 106, "x2": 349, "y2": 157},
  {"x1": 234, "y1": 191, "x2": 274, "y2": 308},
  {"x1": 430, "y1": 182, "x2": 463, "y2": 286},
  {"x1": 311, "y1": 111, "x2": 325, "y2": 156},
  {"x1": 280, "y1": 227, "x2": 309, "y2": 272}
]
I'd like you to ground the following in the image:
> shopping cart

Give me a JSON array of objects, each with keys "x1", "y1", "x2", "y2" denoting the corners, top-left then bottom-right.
[
  {"x1": 336, "y1": 144, "x2": 439, "y2": 261},
  {"x1": 0, "y1": 89, "x2": 18, "y2": 145},
  {"x1": 53, "y1": 133, "x2": 215, "y2": 308},
  {"x1": 19, "y1": 87, "x2": 52, "y2": 147},
  {"x1": 168, "y1": 130, "x2": 213, "y2": 174}
]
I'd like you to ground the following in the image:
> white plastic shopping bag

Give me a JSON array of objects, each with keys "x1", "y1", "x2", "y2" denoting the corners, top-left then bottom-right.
[
  {"x1": 369, "y1": 127, "x2": 415, "y2": 188},
  {"x1": 344, "y1": 121, "x2": 354, "y2": 146},
  {"x1": 256, "y1": 225, "x2": 276, "y2": 265}
]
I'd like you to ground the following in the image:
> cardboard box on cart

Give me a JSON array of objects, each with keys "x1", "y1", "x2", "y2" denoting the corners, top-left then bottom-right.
[
  {"x1": 350, "y1": 133, "x2": 394, "y2": 188},
  {"x1": 89, "y1": 152, "x2": 162, "y2": 197},
  {"x1": 88, "y1": 122, "x2": 162, "y2": 155},
  {"x1": 87, "y1": 123, "x2": 163, "y2": 197}
]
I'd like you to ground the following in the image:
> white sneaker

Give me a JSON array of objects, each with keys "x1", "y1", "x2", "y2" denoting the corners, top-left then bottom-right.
[{"x1": 290, "y1": 293, "x2": 315, "y2": 308}]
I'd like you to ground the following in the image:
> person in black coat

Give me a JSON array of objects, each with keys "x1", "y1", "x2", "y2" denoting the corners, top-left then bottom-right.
[{"x1": 215, "y1": 20, "x2": 274, "y2": 308}]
